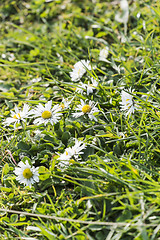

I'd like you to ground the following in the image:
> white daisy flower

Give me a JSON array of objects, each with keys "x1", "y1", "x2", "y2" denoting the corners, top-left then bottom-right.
[
  {"x1": 70, "y1": 139, "x2": 86, "y2": 159},
  {"x1": 60, "y1": 98, "x2": 72, "y2": 110},
  {"x1": 115, "y1": 0, "x2": 129, "y2": 35},
  {"x1": 69, "y1": 60, "x2": 95, "y2": 82},
  {"x1": 32, "y1": 100, "x2": 62, "y2": 126},
  {"x1": 57, "y1": 147, "x2": 73, "y2": 167},
  {"x1": 99, "y1": 46, "x2": 109, "y2": 61},
  {"x1": 14, "y1": 160, "x2": 39, "y2": 187},
  {"x1": 120, "y1": 88, "x2": 138, "y2": 116},
  {"x1": 86, "y1": 78, "x2": 98, "y2": 95},
  {"x1": 58, "y1": 147, "x2": 73, "y2": 161},
  {"x1": 31, "y1": 77, "x2": 42, "y2": 83},
  {"x1": 76, "y1": 78, "x2": 98, "y2": 95},
  {"x1": 8, "y1": 53, "x2": 15, "y2": 61},
  {"x1": 58, "y1": 139, "x2": 86, "y2": 167},
  {"x1": 76, "y1": 82, "x2": 87, "y2": 94},
  {"x1": 72, "y1": 99, "x2": 99, "y2": 121},
  {"x1": 4, "y1": 104, "x2": 31, "y2": 129}
]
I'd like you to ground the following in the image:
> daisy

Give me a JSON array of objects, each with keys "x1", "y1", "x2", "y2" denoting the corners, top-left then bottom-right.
[
  {"x1": 115, "y1": 0, "x2": 129, "y2": 35},
  {"x1": 76, "y1": 82, "x2": 87, "y2": 95},
  {"x1": 86, "y1": 78, "x2": 98, "y2": 95},
  {"x1": 120, "y1": 88, "x2": 138, "y2": 116},
  {"x1": 14, "y1": 160, "x2": 39, "y2": 187},
  {"x1": 76, "y1": 78, "x2": 98, "y2": 95},
  {"x1": 4, "y1": 104, "x2": 31, "y2": 129},
  {"x1": 32, "y1": 100, "x2": 62, "y2": 126},
  {"x1": 99, "y1": 46, "x2": 109, "y2": 61},
  {"x1": 58, "y1": 147, "x2": 73, "y2": 161},
  {"x1": 58, "y1": 139, "x2": 86, "y2": 166},
  {"x1": 57, "y1": 147, "x2": 73, "y2": 167},
  {"x1": 70, "y1": 139, "x2": 86, "y2": 159},
  {"x1": 72, "y1": 99, "x2": 99, "y2": 121},
  {"x1": 69, "y1": 60, "x2": 95, "y2": 82},
  {"x1": 60, "y1": 98, "x2": 73, "y2": 110}
]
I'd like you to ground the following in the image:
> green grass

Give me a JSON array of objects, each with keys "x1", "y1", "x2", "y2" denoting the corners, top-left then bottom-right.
[{"x1": 0, "y1": 0, "x2": 160, "y2": 239}]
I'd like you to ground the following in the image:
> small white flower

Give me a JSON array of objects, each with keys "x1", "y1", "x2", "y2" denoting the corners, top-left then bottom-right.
[
  {"x1": 8, "y1": 53, "x2": 15, "y2": 61},
  {"x1": 4, "y1": 104, "x2": 31, "y2": 129},
  {"x1": 76, "y1": 78, "x2": 98, "y2": 95},
  {"x1": 70, "y1": 139, "x2": 86, "y2": 159},
  {"x1": 72, "y1": 99, "x2": 99, "y2": 121},
  {"x1": 99, "y1": 46, "x2": 109, "y2": 61},
  {"x1": 115, "y1": 0, "x2": 129, "y2": 35},
  {"x1": 120, "y1": 88, "x2": 138, "y2": 116},
  {"x1": 58, "y1": 147, "x2": 73, "y2": 161},
  {"x1": 86, "y1": 78, "x2": 98, "y2": 95},
  {"x1": 115, "y1": 0, "x2": 129, "y2": 24},
  {"x1": 57, "y1": 147, "x2": 73, "y2": 167},
  {"x1": 2, "y1": 54, "x2": 6, "y2": 59},
  {"x1": 120, "y1": 0, "x2": 129, "y2": 11},
  {"x1": 58, "y1": 139, "x2": 86, "y2": 167},
  {"x1": 31, "y1": 77, "x2": 42, "y2": 83},
  {"x1": 76, "y1": 82, "x2": 87, "y2": 95},
  {"x1": 32, "y1": 100, "x2": 62, "y2": 126},
  {"x1": 14, "y1": 160, "x2": 39, "y2": 187},
  {"x1": 60, "y1": 98, "x2": 73, "y2": 110},
  {"x1": 69, "y1": 60, "x2": 95, "y2": 82}
]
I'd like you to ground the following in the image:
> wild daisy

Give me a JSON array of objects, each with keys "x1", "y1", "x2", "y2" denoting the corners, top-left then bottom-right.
[
  {"x1": 86, "y1": 78, "x2": 98, "y2": 95},
  {"x1": 58, "y1": 147, "x2": 73, "y2": 161},
  {"x1": 4, "y1": 104, "x2": 31, "y2": 129},
  {"x1": 60, "y1": 98, "x2": 73, "y2": 110},
  {"x1": 99, "y1": 46, "x2": 109, "y2": 61},
  {"x1": 120, "y1": 88, "x2": 138, "y2": 116},
  {"x1": 58, "y1": 139, "x2": 86, "y2": 166},
  {"x1": 32, "y1": 100, "x2": 62, "y2": 126},
  {"x1": 76, "y1": 78, "x2": 98, "y2": 95},
  {"x1": 57, "y1": 147, "x2": 73, "y2": 167},
  {"x1": 76, "y1": 82, "x2": 87, "y2": 95},
  {"x1": 72, "y1": 99, "x2": 99, "y2": 121},
  {"x1": 69, "y1": 60, "x2": 95, "y2": 82},
  {"x1": 14, "y1": 160, "x2": 39, "y2": 187},
  {"x1": 115, "y1": 0, "x2": 129, "y2": 35},
  {"x1": 70, "y1": 139, "x2": 86, "y2": 159}
]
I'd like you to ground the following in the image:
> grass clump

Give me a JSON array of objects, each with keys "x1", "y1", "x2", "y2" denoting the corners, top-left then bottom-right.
[{"x1": 0, "y1": 0, "x2": 160, "y2": 239}]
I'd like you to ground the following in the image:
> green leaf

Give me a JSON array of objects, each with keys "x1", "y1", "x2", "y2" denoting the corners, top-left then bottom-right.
[
  {"x1": 10, "y1": 214, "x2": 18, "y2": 223},
  {"x1": 1, "y1": 163, "x2": 10, "y2": 184},
  {"x1": 116, "y1": 209, "x2": 132, "y2": 222},
  {"x1": 17, "y1": 141, "x2": 31, "y2": 151},
  {"x1": 35, "y1": 223, "x2": 57, "y2": 240}
]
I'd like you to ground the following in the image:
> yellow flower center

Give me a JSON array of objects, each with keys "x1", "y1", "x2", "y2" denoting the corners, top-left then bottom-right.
[
  {"x1": 41, "y1": 110, "x2": 52, "y2": 119},
  {"x1": 23, "y1": 168, "x2": 33, "y2": 179},
  {"x1": 13, "y1": 113, "x2": 21, "y2": 119},
  {"x1": 82, "y1": 105, "x2": 91, "y2": 114},
  {"x1": 60, "y1": 103, "x2": 65, "y2": 109}
]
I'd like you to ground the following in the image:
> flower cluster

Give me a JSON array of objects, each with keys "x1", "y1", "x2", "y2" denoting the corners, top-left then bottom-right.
[
  {"x1": 4, "y1": 55, "x2": 141, "y2": 189},
  {"x1": 4, "y1": 100, "x2": 64, "y2": 129}
]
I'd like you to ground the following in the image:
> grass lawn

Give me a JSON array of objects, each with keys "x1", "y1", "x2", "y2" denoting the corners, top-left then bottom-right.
[{"x1": 0, "y1": 0, "x2": 160, "y2": 239}]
